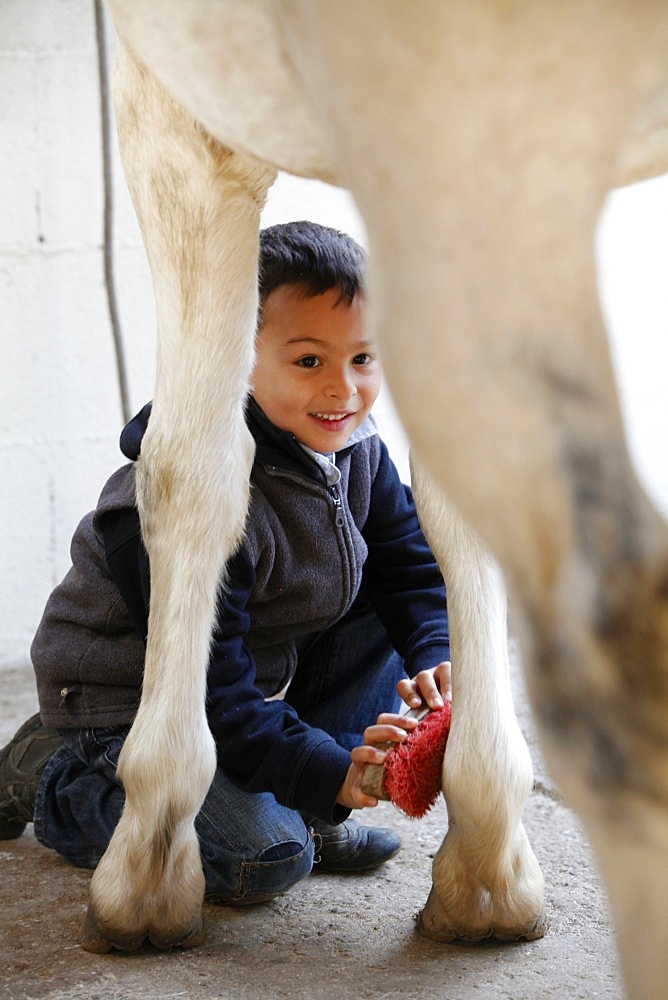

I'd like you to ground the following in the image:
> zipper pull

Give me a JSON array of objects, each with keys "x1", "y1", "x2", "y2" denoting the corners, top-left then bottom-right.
[{"x1": 330, "y1": 487, "x2": 344, "y2": 527}]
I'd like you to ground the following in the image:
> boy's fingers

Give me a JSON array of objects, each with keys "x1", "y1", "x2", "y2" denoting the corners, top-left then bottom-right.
[
  {"x1": 398, "y1": 669, "x2": 449, "y2": 710},
  {"x1": 375, "y1": 712, "x2": 418, "y2": 729},
  {"x1": 353, "y1": 788, "x2": 378, "y2": 809},
  {"x1": 336, "y1": 763, "x2": 379, "y2": 810},
  {"x1": 434, "y1": 660, "x2": 453, "y2": 700},
  {"x1": 415, "y1": 673, "x2": 443, "y2": 708},
  {"x1": 363, "y1": 722, "x2": 415, "y2": 746},
  {"x1": 351, "y1": 745, "x2": 388, "y2": 766},
  {"x1": 397, "y1": 677, "x2": 423, "y2": 708}
]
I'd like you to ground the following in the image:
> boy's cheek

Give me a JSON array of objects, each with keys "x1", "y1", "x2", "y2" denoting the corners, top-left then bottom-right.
[{"x1": 253, "y1": 389, "x2": 299, "y2": 431}]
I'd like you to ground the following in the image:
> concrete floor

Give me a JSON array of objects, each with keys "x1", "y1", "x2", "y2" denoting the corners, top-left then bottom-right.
[{"x1": 0, "y1": 660, "x2": 623, "y2": 1000}]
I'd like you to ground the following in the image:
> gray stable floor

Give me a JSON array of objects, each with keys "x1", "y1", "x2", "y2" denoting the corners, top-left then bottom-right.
[{"x1": 0, "y1": 660, "x2": 622, "y2": 1000}]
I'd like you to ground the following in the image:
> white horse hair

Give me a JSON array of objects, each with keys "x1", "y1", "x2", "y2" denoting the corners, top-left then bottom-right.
[{"x1": 78, "y1": 3, "x2": 668, "y2": 997}]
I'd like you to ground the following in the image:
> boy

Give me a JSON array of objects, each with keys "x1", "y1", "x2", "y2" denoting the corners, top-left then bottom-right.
[{"x1": 0, "y1": 221, "x2": 450, "y2": 904}]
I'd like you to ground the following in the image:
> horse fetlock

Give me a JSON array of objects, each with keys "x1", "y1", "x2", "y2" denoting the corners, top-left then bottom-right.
[
  {"x1": 82, "y1": 806, "x2": 206, "y2": 953},
  {"x1": 418, "y1": 823, "x2": 546, "y2": 944}
]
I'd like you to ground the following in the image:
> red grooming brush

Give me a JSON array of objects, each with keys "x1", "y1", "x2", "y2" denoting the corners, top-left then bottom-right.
[
  {"x1": 363, "y1": 703, "x2": 452, "y2": 819},
  {"x1": 385, "y1": 703, "x2": 451, "y2": 818}
]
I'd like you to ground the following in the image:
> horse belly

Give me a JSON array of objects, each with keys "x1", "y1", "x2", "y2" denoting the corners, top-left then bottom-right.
[{"x1": 107, "y1": 0, "x2": 339, "y2": 182}]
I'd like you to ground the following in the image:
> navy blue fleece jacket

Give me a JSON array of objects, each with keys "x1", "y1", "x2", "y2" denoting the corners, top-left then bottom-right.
[{"x1": 32, "y1": 400, "x2": 449, "y2": 823}]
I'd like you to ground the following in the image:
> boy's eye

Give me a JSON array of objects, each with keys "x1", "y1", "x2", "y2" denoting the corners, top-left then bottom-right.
[
  {"x1": 296, "y1": 355, "x2": 321, "y2": 368},
  {"x1": 352, "y1": 353, "x2": 374, "y2": 366}
]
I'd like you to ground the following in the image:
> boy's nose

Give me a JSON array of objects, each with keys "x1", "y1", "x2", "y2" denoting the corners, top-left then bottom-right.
[{"x1": 326, "y1": 368, "x2": 357, "y2": 400}]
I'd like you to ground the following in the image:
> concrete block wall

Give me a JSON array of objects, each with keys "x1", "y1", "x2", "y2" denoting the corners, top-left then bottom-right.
[
  {"x1": 1, "y1": 2, "x2": 666, "y2": 673},
  {"x1": 0, "y1": 1, "x2": 407, "y2": 671},
  {"x1": 1, "y1": 2, "x2": 130, "y2": 669}
]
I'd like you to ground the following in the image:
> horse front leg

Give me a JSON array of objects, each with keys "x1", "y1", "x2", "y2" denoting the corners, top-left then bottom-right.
[
  {"x1": 407, "y1": 460, "x2": 546, "y2": 941},
  {"x1": 81, "y1": 43, "x2": 276, "y2": 952}
]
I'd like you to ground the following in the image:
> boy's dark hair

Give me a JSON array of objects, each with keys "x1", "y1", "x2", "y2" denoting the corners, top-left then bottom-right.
[{"x1": 258, "y1": 220, "x2": 365, "y2": 318}]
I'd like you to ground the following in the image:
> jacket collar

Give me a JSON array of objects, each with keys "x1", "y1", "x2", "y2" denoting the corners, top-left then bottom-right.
[{"x1": 246, "y1": 398, "x2": 378, "y2": 483}]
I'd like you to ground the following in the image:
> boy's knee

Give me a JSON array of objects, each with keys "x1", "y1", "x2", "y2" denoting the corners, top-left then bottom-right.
[{"x1": 204, "y1": 831, "x2": 314, "y2": 906}]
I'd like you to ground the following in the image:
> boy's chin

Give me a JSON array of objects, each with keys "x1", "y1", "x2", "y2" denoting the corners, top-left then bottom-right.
[{"x1": 304, "y1": 429, "x2": 354, "y2": 454}]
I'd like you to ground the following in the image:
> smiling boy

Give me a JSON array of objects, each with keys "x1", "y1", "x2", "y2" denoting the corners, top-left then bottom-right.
[
  {"x1": 252, "y1": 282, "x2": 376, "y2": 453},
  {"x1": 1, "y1": 221, "x2": 450, "y2": 904}
]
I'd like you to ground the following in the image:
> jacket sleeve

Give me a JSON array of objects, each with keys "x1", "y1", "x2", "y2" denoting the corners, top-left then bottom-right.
[
  {"x1": 362, "y1": 442, "x2": 450, "y2": 674},
  {"x1": 99, "y1": 510, "x2": 351, "y2": 823},
  {"x1": 100, "y1": 506, "x2": 150, "y2": 641},
  {"x1": 206, "y1": 544, "x2": 351, "y2": 821}
]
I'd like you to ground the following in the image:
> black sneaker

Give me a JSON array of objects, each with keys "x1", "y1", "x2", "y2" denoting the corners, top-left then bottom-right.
[
  {"x1": 309, "y1": 817, "x2": 401, "y2": 872},
  {"x1": 0, "y1": 713, "x2": 63, "y2": 840}
]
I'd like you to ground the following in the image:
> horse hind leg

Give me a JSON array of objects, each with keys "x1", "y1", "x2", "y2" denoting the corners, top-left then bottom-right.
[
  {"x1": 81, "y1": 43, "x2": 276, "y2": 952},
  {"x1": 274, "y1": 8, "x2": 668, "y2": 989},
  {"x1": 526, "y1": 473, "x2": 668, "y2": 997},
  {"x1": 384, "y1": 189, "x2": 668, "y2": 993},
  {"x1": 383, "y1": 209, "x2": 668, "y2": 991}
]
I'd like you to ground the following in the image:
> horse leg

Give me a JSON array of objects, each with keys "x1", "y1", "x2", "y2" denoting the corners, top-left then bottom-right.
[
  {"x1": 361, "y1": 462, "x2": 545, "y2": 939},
  {"x1": 277, "y1": 4, "x2": 668, "y2": 993},
  {"x1": 81, "y1": 43, "x2": 276, "y2": 952},
  {"x1": 409, "y1": 460, "x2": 546, "y2": 941}
]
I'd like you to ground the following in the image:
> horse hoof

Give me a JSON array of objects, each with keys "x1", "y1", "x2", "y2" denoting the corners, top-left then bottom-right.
[
  {"x1": 416, "y1": 907, "x2": 549, "y2": 944},
  {"x1": 496, "y1": 909, "x2": 549, "y2": 942},
  {"x1": 80, "y1": 904, "x2": 144, "y2": 953},
  {"x1": 149, "y1": 909, "x2": 206, "y2": 951},
  {"x1": 80, "y1": 902, "x2": 207, "y2": 954}
]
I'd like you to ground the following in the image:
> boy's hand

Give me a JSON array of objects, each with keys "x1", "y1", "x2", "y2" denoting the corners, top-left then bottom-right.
[
  {"x1": 335, "y1": 713, "x2": 418, "y2": 810},
  {"x1": 397, "y1": 660, "x2": 451, "y2": 712}
]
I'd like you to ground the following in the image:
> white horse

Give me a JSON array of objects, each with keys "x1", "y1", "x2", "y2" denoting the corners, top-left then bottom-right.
[{"x1": 82, "y1": 3, "x2": 668, "y2": 997}]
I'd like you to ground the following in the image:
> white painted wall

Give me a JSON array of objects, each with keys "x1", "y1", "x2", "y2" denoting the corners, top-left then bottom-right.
[{"x1": 1, "y1": 2, "x2": 666, "y2": 672}]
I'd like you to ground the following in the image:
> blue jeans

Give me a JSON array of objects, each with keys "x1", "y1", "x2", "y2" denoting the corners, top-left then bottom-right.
[{"x1": 34, "y1": 599, "x2": 405, "y2": 904}]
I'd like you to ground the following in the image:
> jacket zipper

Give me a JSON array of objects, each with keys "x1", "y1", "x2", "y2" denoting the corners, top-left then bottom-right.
[
  {"x1": 265, "y1": 465, "x2": 345, "y2": 526},
  {"x1": 263, "y1": 464, "x2": 352, "y2": 613},
  {"x1": 329, "y1": 485, "x2": 345, "y2": 528}
]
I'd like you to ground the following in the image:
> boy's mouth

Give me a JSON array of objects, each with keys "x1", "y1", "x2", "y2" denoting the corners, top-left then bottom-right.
[{"x1": 310, "y1": 411, "x2": 355, "y2": 432}]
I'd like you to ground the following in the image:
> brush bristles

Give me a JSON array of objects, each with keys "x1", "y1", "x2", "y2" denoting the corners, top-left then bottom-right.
[{"x1": 384, "y1": 704, "x2": 451, "y2": 819}]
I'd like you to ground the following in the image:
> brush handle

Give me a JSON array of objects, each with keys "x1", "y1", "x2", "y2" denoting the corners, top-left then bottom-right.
[{"x1": 360, "y1": 741, "x2": 393, "y2": 800}]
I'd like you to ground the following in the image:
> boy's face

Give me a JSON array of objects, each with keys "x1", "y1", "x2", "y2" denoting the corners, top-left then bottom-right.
[{"x1": 252, "y1": 285, "x2": 381, "y2": 453}]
